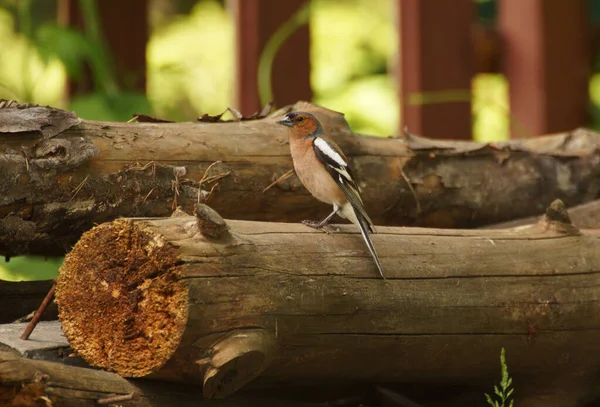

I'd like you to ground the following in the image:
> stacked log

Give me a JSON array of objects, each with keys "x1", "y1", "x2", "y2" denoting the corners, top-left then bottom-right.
[
  {"x1": 3, "y1": 101, "x2": 600, "y2": 406},
  {"x1": 51, "y1": 202, "x2": 600, "y2": 405},
  {"x1": 3, "y1": 102, "x2": 600, "y2": 256}
]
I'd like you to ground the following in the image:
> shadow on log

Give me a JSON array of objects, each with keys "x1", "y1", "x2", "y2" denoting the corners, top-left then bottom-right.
[
  {"x1": 1, "y1": 322, "x2": 597, "y2": 407},
  {"x1": 3, "y1": 102, "x2": 600, "y2": 256},
  {"x1": 53, "y1": 203, "x2": 600, "y2": 404},
  {"x1": 0, "y1": 279, "x2": 57, "y2": 324},
  {"x1": 0, "y1": 350, "x2": 332, "y2": 407}
]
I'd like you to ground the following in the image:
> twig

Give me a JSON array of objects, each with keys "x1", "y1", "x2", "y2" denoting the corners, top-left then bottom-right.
[
  {"x1": 13, "y1": 310, "x2": 35, "y2": 323},
  {"x1": 69, "y1": 175, "x2": 89, "y2": 201},
  {"x1": 97, "y1": 393, "x2": 135, "y2": 405},
  {"x1": 21, "y1": 279, "x2": 56, "y2": 340},
  {"x1": 196, "y1": 161, "x2": 230, "y2": 203},
  {"x1": 171, "y1": 181, "x2": 180, "y2": 210},
  {"x1": 21, "y1": 148, "x2": 30, "y2": 171},
  {"x1": 400, "y1": 168, "x2": 421, "y2": 214},
  {"x1": 204, "y1": 183, "x2": 220, "y2": 203},
  {"x1": 129, "y1": 160, "x2": 161, "y2": 177},
  {"x1": 262, "y1": 169, "x2": 294, "y2": 193},
  {"x1": 201, "y1": 172, "x2": 231, "y2": 186},
  {"x1": 198, "y1": 161, "x2": 222, "y2": 184},
  {"x1": 142, "y1": 188, "x2": 155, "y2": 204}
]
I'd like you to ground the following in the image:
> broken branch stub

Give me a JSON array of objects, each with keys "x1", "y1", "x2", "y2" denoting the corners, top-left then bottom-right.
[
  {"x1": 198, "y1": 329, "x2": 278, "y2": 399},
  {"x1": 537, "y1": 199, "x2": 580, "y2": 235},
  {"x1": 195, "y1": 204, "x2": 229, "y2": 238}
]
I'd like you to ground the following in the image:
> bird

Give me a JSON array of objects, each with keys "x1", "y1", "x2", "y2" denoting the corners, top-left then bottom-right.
[{"x1": 277, "y1": 111, "x2": 385, "y2": 279}]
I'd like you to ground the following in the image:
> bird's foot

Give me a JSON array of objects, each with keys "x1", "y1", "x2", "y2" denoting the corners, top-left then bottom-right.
[
  {"x1": 321, "y1": 224, "x2": 340, "y2": 234},
  {"x1": 301, "y1": 220, "x2": 339, "y2": 234}
]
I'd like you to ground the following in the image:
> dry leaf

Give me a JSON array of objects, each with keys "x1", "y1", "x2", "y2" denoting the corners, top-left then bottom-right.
[{"x1": 131, "y1": 114, "x2": 174, "y2": 123}]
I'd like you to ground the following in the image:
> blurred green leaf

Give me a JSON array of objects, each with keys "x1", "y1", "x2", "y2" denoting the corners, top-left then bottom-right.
[
  {"x1": 35, "y1": 24, "x2": 90, "y2": 80},
  {"x1": 69, "y1": 90, "x2": 152, "y2": 121},
  {"x1": 0, "y1": 256, "x2": 61, "y2": 281}
]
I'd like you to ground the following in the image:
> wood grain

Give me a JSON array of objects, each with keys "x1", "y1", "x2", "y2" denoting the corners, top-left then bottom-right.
[
  {"x1": 55, "y1": 208, "x2": 600, "y2": 399},
  {"x1": 3, "y1": 102, "x2": 600, "y2": 256}
]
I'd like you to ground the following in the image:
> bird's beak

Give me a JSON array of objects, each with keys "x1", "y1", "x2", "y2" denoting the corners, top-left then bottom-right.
[{"x1": 277, "y1": 116, "x2": 293, "y2": 127}]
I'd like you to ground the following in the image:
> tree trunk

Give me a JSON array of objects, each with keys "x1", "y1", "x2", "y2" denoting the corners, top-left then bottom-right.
[
  {"x1": 54, "y1": 202, "x2": 600, "y2": 401},
  {"x1": 3, "y1": 102, "x2": 600, "y2": 256}
]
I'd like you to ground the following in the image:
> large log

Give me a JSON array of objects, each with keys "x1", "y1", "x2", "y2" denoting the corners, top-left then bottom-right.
[
  {"x1": 3, "y1": 102, "x2": 600, "y2": 256},
  {"x1": 54, "y1": 203, "x2": 600, "y2": 404},
  {"x1": 485, "y1": 198, "x2": 600, "y2": 230},
  {"x1": 0, "y1": 322, "x2": 591, "y2": 407},
  {"x1": 0, "y1": 350, "x2": 327, "y2": 407}
]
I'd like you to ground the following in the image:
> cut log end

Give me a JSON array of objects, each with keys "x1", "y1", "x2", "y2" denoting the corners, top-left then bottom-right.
[{"x1": 55, "y1": 219, "x2": 188, "y2": 377}]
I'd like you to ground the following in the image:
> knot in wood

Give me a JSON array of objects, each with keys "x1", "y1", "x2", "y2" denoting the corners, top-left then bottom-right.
[
  {"x1": 539, "y1": 199, "x2": 580, "y2": 235},
  {"x1": 195, "y1": 204, "x2": 228, "y2": 238},
  {"x1": 545, "y1": 199, "x2": 571, "y2": 224}
]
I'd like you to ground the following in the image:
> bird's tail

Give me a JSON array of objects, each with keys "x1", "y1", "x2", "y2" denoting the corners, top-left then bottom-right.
[{"x1": 356, "y1": 213, "x2": 385, "y2": 279}]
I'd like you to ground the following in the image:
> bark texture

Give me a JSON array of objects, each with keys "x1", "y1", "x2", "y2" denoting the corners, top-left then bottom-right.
[
  {"x1": 3, "y1": 102, "x2": 600, "y2": 256},
  {"x1": 55, "y1": 203, "x2": 600, "y2": 400},
  {"x1": 485, "y1": 198, "x2": 600, "y2": 229},
  {"x1": 1, "y1": 322, "x2": 596, "y2": 406},
  {"x1": 0, "y1": 350, "x2": 326, "y2": 407}
]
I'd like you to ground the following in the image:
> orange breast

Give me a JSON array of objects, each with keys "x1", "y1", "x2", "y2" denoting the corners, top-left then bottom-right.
[{"x1": 290, "y1": 139, "x2": 347, "y2": 206}]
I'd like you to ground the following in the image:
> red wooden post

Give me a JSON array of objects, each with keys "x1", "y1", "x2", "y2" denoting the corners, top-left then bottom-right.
[
  {"x1": 398, "y1": 0, "x2": 474, "y2": 140},
  {"x1": 498, "y1": 0, "x2": 589, "y2": 137},
  {"x1": 57, "y1": 0, "x2": 148, "y2": 95},
  {"x1": 229, "y1": 0, "x2": 311, "y2": 116}
]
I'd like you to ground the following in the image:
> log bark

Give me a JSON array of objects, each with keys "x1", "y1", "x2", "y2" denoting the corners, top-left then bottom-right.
[
  {"x1": 0, "y1": 323, "x2": 592, "y2": 407},
  {"x1": 0, "y1": 350, "x2": 325, "y2": 407},
  {"x1": 3, "y1": 102, "x2": 600, "y2": 256},
  {"x1": 54, "y1": 203, "x2": 600, "y2": 402},
  {"x1": 485, "y1": 198, "x2": 600, "y2": 229}
]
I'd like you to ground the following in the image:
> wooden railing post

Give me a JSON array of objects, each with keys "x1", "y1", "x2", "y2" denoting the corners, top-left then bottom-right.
[
  {"x1": 57, "y1": 0, "x2": 148, "y2": 96},
  {"x1": 398, "y1": 0, "x2": 474, "y2": 140},
  {"x1": 229, "y1": 0, "x2": 311, "y2": 116},
  {"x1": 498, "y1": 0, "x2": 590, "y2": 137}
]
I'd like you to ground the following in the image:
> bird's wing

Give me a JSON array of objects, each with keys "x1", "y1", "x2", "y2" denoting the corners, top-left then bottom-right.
[{"x1": 312, "y1": 136, "x2": 375, "y2": 230}]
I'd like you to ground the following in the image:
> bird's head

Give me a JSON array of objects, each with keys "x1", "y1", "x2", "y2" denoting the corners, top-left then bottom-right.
[{"x1": 277, "y1": 111, "x2": 323, "y2": 139}]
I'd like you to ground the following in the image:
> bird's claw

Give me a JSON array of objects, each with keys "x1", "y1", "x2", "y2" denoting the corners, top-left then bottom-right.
[
  {"x1": 321, "y1": 224, "x2": 340, "y2": 234},
  {"x1": 301, "y1": 220, "x2": 322, "y2": 229},
  {"x1": 301, "y1": 220, "x2": 339, "y2": 234}
]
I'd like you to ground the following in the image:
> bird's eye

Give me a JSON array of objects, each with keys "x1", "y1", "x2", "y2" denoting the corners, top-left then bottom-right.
[{"x1": 296, "y1": 116, "x2": 304, "y2": 122}]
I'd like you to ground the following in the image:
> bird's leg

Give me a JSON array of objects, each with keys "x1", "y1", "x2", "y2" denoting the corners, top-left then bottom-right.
[{"x1": 302, "y1": 206, "x2": 340, "y2": 233}]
